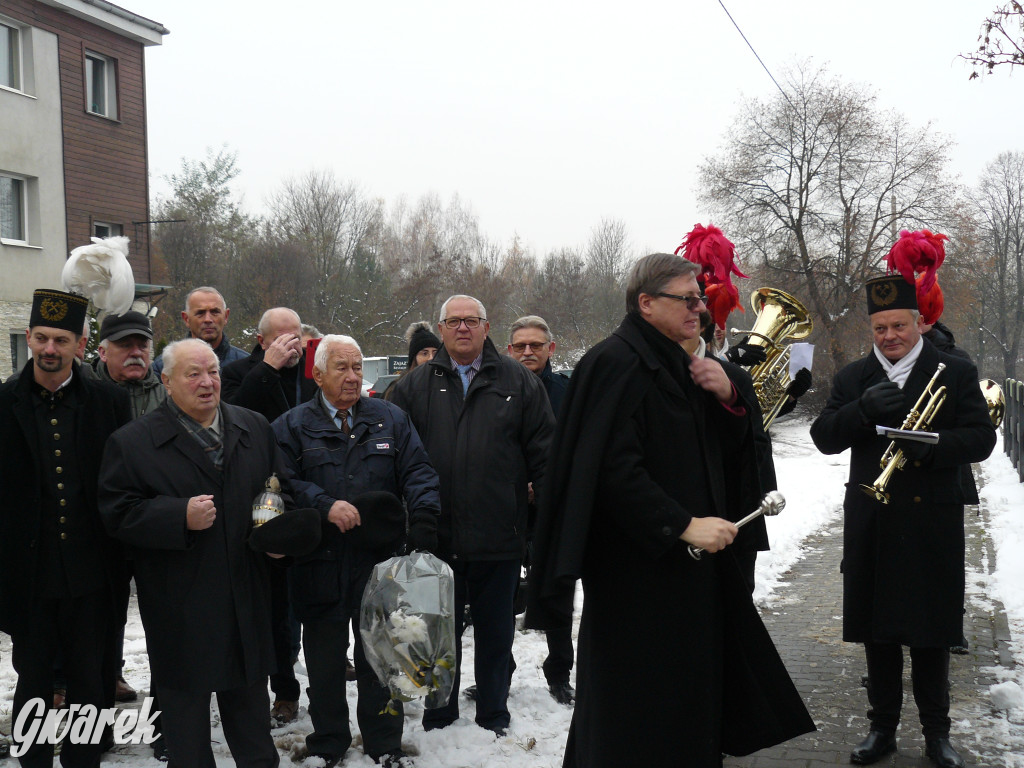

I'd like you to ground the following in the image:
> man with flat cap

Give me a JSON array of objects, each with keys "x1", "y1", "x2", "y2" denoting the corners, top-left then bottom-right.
[
  {"x1": 0, "y1": 288, "x2": 131, "y2": 767},
  {"x1": 811, "y1": 231, "x2": 997, "y2": 768},
  {"x1": 96, "y1": 310, "x2": 166, "y2": 419}
]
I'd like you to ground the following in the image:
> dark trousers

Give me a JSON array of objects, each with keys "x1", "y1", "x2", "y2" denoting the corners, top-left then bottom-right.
[
  {"x1": 539, "y1": 578, "x2": 575, "y2": 685},
  {"x1": 157, "y1": 680, "x2": 278, "y2": 768},
  {"x1": 424, "y1": 559, "x2": 520, "y2": 732},
  {"x1": 11, "y1": 589, "x2": 111, "y2": 768},
  {"x1": 268, "y1": 566, "x2": 299, "y2": 702},
  {"x1": 303, "y1": 614, "x2": 402, "y2": 761},
  {"x1": 864, "y1": 642, "x2": 951, "y2": 739}
]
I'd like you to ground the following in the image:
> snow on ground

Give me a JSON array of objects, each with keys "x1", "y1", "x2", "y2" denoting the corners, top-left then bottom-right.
[{"x1": 1, "y1": 417, "x2": 1023, "y2": 766}]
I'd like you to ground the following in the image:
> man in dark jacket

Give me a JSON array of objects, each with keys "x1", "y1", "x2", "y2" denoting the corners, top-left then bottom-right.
[
  {"x1": 810, "y1": 274, "x2": 996, "y2": 768},
  {"x1": 222, "y1": 306, "x2": 319, "y2": 725},
  {"x1": 525, "y1": 255, "x2": 813, "y2": 767},
  {"x1": 390, "y1": 295, "x2": 554, "y2": 736},
  {"x1": 153, "y1": 286, "x2": 247, "y2": 375},
  {"x1": 506, "y1": 315, "x2": 574, "y2": 705},
  {"x1": 272, "y1": 334, "x2": 439, "y2": 768},
  {"x1": 99, "y1": 338, "x2": 286, "y2": 768},
  {"x1": 0, "y1": 289, "x2": 131, "y2": 767}
]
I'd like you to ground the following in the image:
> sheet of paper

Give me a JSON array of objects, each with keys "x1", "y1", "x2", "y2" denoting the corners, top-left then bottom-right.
[{"x1": 789, "y1": 342, "x2": 814, "y2": 376}]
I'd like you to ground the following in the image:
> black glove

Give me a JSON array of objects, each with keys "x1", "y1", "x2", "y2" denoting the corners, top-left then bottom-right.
[
  {"x1": 786, "y1": 368, "x2": 812, "y2": 399},
  {"x1": 895, "y1": 437, "x2": 934, "y2": 464},
  {"x1": 406, "y1": 522, "x2": 438, "y2": 555},
  {"x1": 725, "y1": 337, "x2": 768, "y2": 367},
  {"x1": 859, "y1": 381, "x2": 904, "y2": 424}
]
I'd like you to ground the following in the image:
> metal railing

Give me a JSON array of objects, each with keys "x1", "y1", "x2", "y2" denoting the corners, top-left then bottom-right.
[{"x1": 1005, "y1": 378, "x2": 1024, "y2": 482}]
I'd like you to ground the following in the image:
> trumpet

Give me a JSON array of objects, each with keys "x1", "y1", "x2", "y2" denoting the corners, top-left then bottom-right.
[
  {"x1": 687, "y1": 491, "x2": 785, "y2": 560},
  {"x1": 859, "y1": 364, "x2": 947, "y2": 505}
]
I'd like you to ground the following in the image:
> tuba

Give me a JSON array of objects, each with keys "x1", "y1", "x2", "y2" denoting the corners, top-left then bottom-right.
[
  {"x1": 730, "y1": 288, "x2": 813, "y2": 430},
  {"x1": 980, "y1": 379, "x2": 1005, "y2": 428},
  {"x1": 859, "y1": 364, "x2": 947, "y2": 505}
]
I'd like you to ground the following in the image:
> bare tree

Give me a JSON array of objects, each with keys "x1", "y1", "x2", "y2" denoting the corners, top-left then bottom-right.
[
  {"x1": 973, "y1": 152, "x2": 1024, "y2": 379},
  {"x1": 960, "y1": 2, "x2": 1024, "y2": 79},
  {"x1": 698, "y1": 62, "x2": 957, "y2": 372}
]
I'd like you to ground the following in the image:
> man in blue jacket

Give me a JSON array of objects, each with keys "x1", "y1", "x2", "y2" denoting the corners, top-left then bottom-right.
[{"x1": 272, "y1": 334, "x2": 440, "y2": 768}]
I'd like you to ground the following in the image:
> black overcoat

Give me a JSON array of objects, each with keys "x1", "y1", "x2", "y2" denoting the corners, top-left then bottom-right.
[
  {"x1": 98, "y1": 401, "x2": 287, "y2": 692},
  {"x1": 0, "y1": 362, "x2": 130, "y2": 634},
  {"x1": 527, "y1": 315, "x2": 814, "y2": 767},
  {"x1": 810, "y1": 340, "x2": 996, "y2": 646},
  {"x1": 221, "y1": 344, "x2": 319, "y2": 422}
]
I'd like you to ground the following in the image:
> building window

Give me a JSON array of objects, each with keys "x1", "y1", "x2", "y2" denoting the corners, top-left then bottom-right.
[
  {"x1": 85, "y1": 51, "x2": 117, "y2": 119},
  {"x1": 0, "y1": 174, "x2": 26, "y2": 242},
  {"x1": 93, "y1": 221, "x2": 123, "y2": 238},
  {"x1": 1, "y1": 22, "x2": 20, "y2": 90}
]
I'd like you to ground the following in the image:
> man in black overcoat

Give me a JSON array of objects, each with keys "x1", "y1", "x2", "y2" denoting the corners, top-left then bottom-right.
[
  {"x1": 99, "y1": 338, "x2": 288, "y2": 768},
  {"x1": 810, "y1": 273, "x2": 996, "y2": 768},
  {"x1": 526, "y1": 254, "x2": 814, "y2": 768},
  {"x1": 0, "y1": 289, "x2": 131, "y2": 767}
]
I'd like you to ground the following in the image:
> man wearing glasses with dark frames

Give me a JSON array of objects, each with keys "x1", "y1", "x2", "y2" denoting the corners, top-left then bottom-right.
[
  {"x1": 526, "y1": 254, "x2": 813, "y2": 767},
  {"x1": 390, "y1": 295, "x2": 555, "y2": 737}
]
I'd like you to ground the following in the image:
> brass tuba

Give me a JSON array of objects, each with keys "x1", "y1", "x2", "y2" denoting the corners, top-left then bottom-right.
[
  {"x1": 859, "y1": 364, "x2": 947, "y2": 505},
  {"x1": 730, "y1": 288, "x2": 813, "y2": 430},
  {"x1": 980, "y1": 379, "x2": 1005, "y2": 427}
]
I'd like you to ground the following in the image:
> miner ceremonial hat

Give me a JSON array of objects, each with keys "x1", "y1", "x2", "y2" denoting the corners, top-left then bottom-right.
[
  {"x1": 30, "y1": 289, "x2": 89, "y2": 334},
  {"x1": 864, "y1": 276, "x2": 918, "y2": 315},
  {"x1": 100, "y1": 310, "x2": 153, "y2": 342}
]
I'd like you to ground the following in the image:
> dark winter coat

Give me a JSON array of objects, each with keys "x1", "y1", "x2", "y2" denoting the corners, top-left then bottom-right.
[
  {"x1": 539, "y1": 361, "x2": 569, "y2": 420},
  {"x1": 94, "y1": 361, "x2": 166, "y2": 419},
  {"x1": 98, "y1": 401, "x2": 288, "y2": 693},
  {"x1": 152, "y1": 333, "x2": 247, "y2": 375},
  {"x1": 526, "y1": 314, "x2": 814, "y2": 766},
  {"x1": 0, "y1": 362, "x2": 131, "y2": 635},
  {"x1": 390, "y1": 337, "x2": 554, "y2": 561},
  {"x1": 810, "y1": 339, "x2": 996, "y2": 646},
  {"x1": 271, "y1": 394, "x2": 441, "y2": 622},
  {"x1": 221, "y1": 344, "x2": 319, "y2": 422}
]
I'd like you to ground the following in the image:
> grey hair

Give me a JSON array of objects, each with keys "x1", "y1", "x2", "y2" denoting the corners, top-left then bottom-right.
[
  {"x1": 183, "y1": 286, "x2": 227, "y2": 313},
  {"x1": 625, "y1": 254, "x2": 699, "y2": 314},
  {"x1": 439, "y1": 295, "x2": 487, "y2": 322},
  {"x1": 508, "y1": 315, "x2": 552, "y2": 344},
  {"x1": 300, "y1": 323, "x2": 322, "y2": 339},
  {"x1": 162, "y1": 338, "x2": 218, "y2": 378},
  {"x1": 314, "y1": 334, "x2": 363, "y2": 371},
  {"x1": 257, "y1": 307, "x2": 301, "y2": 337}
]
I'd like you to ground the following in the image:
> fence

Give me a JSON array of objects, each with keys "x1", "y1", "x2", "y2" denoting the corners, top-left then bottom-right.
[{"x1": 1005, "y1": 378, "x2": 1024, "y2": 482}]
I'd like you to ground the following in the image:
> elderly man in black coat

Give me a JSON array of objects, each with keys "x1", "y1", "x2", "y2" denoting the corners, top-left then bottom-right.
[
  {"x1": 526, "y1": 254, "x2": 814, "y2": 768},
  {"x1": 0, "y1": 289, "x2": 131, "y2": 768},
  {"x1": 811, "y1": 274, "x2": 996, "y2": 768},
  {"x1": 99, "y1": 338, "x2": 289, "y2": 768}
]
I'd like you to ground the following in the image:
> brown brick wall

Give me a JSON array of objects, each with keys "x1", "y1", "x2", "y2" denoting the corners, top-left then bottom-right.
[{"x1": 0, "y1": 0, "x2": 152, "y2": 283}]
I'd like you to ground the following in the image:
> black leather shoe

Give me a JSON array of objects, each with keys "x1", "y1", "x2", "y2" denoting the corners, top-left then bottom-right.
[
  {"x1": 925, "y1": 737, "x2": 965, "y2": 768},
  {"x1": 463, "y1": 685, "x2": 478, "y2": 701},
  {"x1": 850, "y1": 730, "x2": 896, "y2": 764},
  {"x1": 548, "y1": 681, "x2": 575, "y2": 706}
]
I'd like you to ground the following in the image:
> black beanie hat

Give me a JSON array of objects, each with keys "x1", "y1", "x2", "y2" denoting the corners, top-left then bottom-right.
[{"x1": 407, "y1": 322, "x2": 441, "y2": 368}]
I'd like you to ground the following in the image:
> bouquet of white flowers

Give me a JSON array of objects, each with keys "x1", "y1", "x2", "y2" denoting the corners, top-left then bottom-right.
[{"x1": 360, "y1": 551, "x2": 456, "y2": 714}]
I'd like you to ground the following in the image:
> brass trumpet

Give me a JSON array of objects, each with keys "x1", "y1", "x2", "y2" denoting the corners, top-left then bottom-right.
[{"x1": 859, "y1": 364, "x2": 947, "y2": 505}]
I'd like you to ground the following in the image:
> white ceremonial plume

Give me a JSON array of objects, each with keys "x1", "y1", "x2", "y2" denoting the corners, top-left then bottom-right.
[{"x1": 61, "y1": 236, "x2": 135, "y2": 315}]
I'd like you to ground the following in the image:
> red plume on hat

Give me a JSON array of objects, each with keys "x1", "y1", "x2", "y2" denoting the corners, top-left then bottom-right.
[
  {"x1": 884, "y1": 229, "x2": 948, "y2": 295},
  {"x1": 916, "y1": 274, "x2": 944, "y2": 325},
  {"x1": 676, "y1": 223, "x2": 748, "y2": 329}
]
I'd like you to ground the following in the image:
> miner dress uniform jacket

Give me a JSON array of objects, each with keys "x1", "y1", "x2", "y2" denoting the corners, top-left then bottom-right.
[
  {"x1": 810, "y1": 339, "x2": 996, "y2": 647},
  {"x1": 389, "y1": 337, "x2": 555, "y2": 562},
  {"x1": 271, "y1": 394, "x2": 441, "y2": 622},
  {"x1": 0, "y1": 362, "x2": 130, "y2": 635}
]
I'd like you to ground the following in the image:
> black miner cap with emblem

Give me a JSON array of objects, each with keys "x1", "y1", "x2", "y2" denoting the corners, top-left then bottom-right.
[
  {"x1": 865, "y1": 275, "x2": 918, "y2": 315},
  {"x1": 30, "y1": 289, "x2": 89, "y2": 334}
]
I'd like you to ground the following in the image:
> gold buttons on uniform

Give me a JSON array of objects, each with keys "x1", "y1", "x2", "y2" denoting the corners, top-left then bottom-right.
[
  {"x1": 56, "y1": 467, "x2": 63, "y2": 474},
  {"x1": 57, "y1": 483, "x2": 64, "y2": 490},
  {"x1": 60, "y1": 533, "x2": 67, "y2": 540},
  {"x1": 50, "y1": 419, "x2": 58, "y2": 426},
  {"x1": 913, "y1": 496, "x2": 922, "y2": 503},
  {"x1": 59, "y1": 516, "x2": 66, "y2": 524},
  {"x1": 53, "y1": 433, "x2": 60, "y2": 440},
  {"x1": 54, "y1": 450, "x2": 61, "y2": 457},
  {"x1": 59, "y1": 499, "x2": 66, "y2": 507}
]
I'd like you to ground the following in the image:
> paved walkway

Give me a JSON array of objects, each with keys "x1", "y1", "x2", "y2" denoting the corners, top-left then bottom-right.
[{"x1": 725, "y1": 483, "x2": 1021, "y2": 768}]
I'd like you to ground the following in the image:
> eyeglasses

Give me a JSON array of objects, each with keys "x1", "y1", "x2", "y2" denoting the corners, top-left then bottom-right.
[
  {"x1": 510, "y1": 341, "x2": 548, "y2": 353},
  {"x1": 654, "y1": 292, "x2": 707, "y2": 310},
  {"x1": 442, "y1": 316, "x2": 485, "y2": 329}
]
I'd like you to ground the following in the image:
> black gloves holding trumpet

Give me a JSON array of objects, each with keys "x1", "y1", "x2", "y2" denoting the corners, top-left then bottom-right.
[{"x1": 859, "y1": 381, "x2": 904, "y2": 424}]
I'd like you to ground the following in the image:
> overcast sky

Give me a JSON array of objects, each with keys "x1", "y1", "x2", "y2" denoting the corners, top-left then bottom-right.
[{"x1": 127, "y1": 0, "x2": 1022, "y2": 258}]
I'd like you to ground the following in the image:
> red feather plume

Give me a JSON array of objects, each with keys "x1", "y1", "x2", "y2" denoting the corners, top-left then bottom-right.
[
  {"x1": 676, "y1": 224, "x2": 749, "y2": 284},
  {"x1": 916, "y1": 275, "x2": 944, "y2": 325},
  {"x1": 705, "y1": 281, "x2": 743, "y2": 330},
  {"x1": 884, "y1": 229, "x2": 948, "y2": 295}
]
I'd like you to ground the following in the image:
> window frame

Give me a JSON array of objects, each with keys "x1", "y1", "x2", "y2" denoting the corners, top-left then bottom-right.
[
  {"x1": 84, "y1": 49, "x2": 118, "y2": 120},
  {"x1": 1, "y1": 20, "x2": 22, "y2": 92},
  {"x1": 92, "y1": 220, "x2": 123, "y2": 239},
  {"x1": 0, "y1": 173, "x2": 28, "y2": 244}
]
